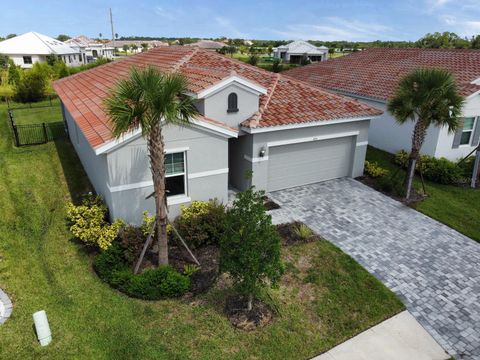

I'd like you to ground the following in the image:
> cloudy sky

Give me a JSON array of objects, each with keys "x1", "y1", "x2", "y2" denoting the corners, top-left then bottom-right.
[{"x1": 1, "y1": 0, "x2": 479, "y2": 41}]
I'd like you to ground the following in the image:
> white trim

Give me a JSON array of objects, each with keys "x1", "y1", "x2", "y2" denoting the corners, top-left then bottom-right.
[
  {"x1": 267, "y1": 131, "x2": 359, "y2": 148},
  {"x1": 167, "y1": 195, "x2": 191, "y2": 206},
  {"x1": 108, "y1": 180, "x2": 153, "y2": 193},
  {"x1": 241, "y1": 116, "x2": 374, "y2": 134},
  {"x1": 188, "y1": 168, "x2": 229, "y2": 179},
  {"x1": 194, "y1": 75, "x2": 267, "y2": 99},
  {"x1": 244, "y1": 154, "x2": 269, "y2": 163},
  {"x1": 94, "y1": 128, "x2": 142, "y2": 155},
  {"x1": 356, "y1": 141, "x2": 368, "y2": 147},
  {"x1": 190, "y1": 118, "x2": 238, "y2": 138},
  {"x1": 165, "y1": 146, "x2": 189, "y2": 154},
  {"x1": 466, "y1": 89, "x2": 480, "y2": 100}
]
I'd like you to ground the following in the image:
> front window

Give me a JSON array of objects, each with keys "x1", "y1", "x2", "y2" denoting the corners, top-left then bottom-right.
[
  {"x1": 23, "y1": 56, "x2": 32, "y2": 64},
  {"x1": 165, "y1": 152, "x2": 186, "y2": 197},
  {"x1": 460, "y1": 117, "x2": 476, "y2": 145}
]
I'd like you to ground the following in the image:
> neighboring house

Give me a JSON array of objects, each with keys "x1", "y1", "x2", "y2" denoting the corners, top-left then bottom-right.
[
  {"x1": 273, "y1": 41, "x2": 329, "y2": 64},
  {"x1": 285, "y1": 48, "x2": 480, "y2": 160},
  {"x1": 66, "y1": 36, "x2": 114, "y2": 63},
  {"x1": 53, "y1": 46, "x2": 381, "y2": 224},
  {"x1": 108, "y1": 40, "x2": 169, "y2": 53},
  {"x1": 186, "y1": 40, "x2": 226, "y2": 50},
  {"x1": 0, "y1": 32, "x2": 82, "y2": 68}
]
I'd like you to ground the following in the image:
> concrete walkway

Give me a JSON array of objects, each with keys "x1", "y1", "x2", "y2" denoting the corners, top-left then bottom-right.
[
  {"x1": 270, "y1": 178, "x2": 480, "y2": 360},
  {"x1": 313, "y1": 311, "x2": 449, "y2": 360}
]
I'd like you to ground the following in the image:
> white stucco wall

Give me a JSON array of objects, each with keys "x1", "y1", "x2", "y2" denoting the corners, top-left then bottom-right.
[
  {"x1": 203, "y1": 83, "x2": 260, "y2": 128},
  {"x1": 7, "y1": 52, "x2": 83, "y2": 68}
]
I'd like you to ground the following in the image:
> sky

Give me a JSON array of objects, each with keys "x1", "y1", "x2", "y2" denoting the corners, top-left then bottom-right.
[{"x1": 1, "y1": 0, "x2": 479, "y2": 42}]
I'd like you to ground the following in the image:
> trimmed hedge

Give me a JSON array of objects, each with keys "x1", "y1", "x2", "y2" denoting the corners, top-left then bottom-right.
[{"x1": 94, "y1": 243, "x2": 190, "y2": 300}]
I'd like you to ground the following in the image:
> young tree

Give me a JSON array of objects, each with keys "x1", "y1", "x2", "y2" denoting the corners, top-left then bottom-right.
[
  {"x1": 122, "y1": 44, "x2": 129, "y2": 53},
  {"x1": 141, "y1": 43, "x2": 149, "y2": 52},
  {"x1": 248, "y1": 54, "x2": 258, "y2": 66},
  {"x1": 388, "y1": 68, "x2": 463, "y2": 200},
  {"x1": 104, "y1": 67, "x2": 198, "y2": 265},
  {"x1": 220, "y1": 186, "x2": 283, "y2": 311},
  {"x1": 131, "y1": 44, "x2": 138, "y2": 53}
]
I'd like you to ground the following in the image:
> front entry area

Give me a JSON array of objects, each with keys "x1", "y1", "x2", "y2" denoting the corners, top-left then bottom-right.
[{"x1": 266, "y1": 136, "x2": 354, "y2": 191}]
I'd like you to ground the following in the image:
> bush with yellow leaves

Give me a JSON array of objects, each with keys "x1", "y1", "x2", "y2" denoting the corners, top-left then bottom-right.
[{"x1": 66, "y1": 193, "x2": 124, "y2": 250}]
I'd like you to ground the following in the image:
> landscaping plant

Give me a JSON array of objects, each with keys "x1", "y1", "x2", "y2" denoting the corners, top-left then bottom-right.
[
  {"x1": 174, "y1": 200, "x2": 226, "y2": 249},
  {"x1": 66, "y1": 193, "x2": 124, "y2": 250},
  {"x1": 387, "y1": 68, "x2": 463, "y2": 200},
  {"x1": 105, "y1": 66, "x2": 198, "y2": 266},
  {"x1": 364, "y1": 160, "x2": 389, "y2": 178},
  {"x1": 293, "y1": 223, "x2": 314, "y2": 240},
  {"x1": 220, "y1": 186, "x2": 284, "y2": 311}
]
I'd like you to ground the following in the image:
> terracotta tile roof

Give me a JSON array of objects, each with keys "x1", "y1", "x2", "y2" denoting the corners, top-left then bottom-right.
[
  {"x1": 284, "y1": 48, "x2": 480, "y2": 101},
  {"x1": 53, "y1": 46, "x2": 382, "y2": 149}
]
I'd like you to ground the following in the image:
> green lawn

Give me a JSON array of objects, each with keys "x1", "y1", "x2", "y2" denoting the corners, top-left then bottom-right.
[
  {"x1": 8, "y1": 98, "x2": 62, "y2": 125},
  {"x1": 366, "y1": 146, "x2": 480, "y2": 243},
  {"x1": 0, "y1": 101, "x2": 403, "y2": 359}
]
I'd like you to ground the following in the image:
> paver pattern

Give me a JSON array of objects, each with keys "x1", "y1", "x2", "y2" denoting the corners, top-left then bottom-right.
[{"x1": 269, "y1": 178, "x2": 480, "y2": 360}]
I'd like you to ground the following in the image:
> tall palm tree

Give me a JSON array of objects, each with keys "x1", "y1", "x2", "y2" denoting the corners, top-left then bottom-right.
[
  {"x1": 388, "y1": 68, "x2": 463, "y2": 201},
  {"x1": 104, "y1": 66, "x2": 198, "y2": 265}
]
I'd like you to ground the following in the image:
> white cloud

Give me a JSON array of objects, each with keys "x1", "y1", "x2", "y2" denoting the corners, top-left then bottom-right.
[{"x1": 270, "y1": 17, "x2": 394, "y2": 41}]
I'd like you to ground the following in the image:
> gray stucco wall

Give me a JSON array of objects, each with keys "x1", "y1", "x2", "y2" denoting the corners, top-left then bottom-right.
[
  {"x1": 63, "y1": 103, "x2": 111, "y2": 206},
  {"x1": 106, "y1": 124, "x2": 229, "y2": 224},
  {"x1": 233, "y1": 120, "x2": 371, "y2": 191},
  {"x1": 362, "y1": 98, "x2": 440, "y2": 157},
  {"x1": 203, "y1": 83, "x2": 260, "y2": 128}
]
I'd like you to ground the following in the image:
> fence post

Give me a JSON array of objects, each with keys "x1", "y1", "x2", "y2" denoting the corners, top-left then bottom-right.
[{"x1": 42, "y1": 123, "x2": 48, "y2": 143}]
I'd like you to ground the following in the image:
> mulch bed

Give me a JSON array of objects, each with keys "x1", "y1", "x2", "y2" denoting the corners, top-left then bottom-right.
[
  {"x1": 276, "y1": 221, "x2": 321, "y2": 245},
  {"x1": 138, "y1": 243, "x2": 220, "y2": 296},
  {"x1": 224, "y1": 295, "x2": 273, "y2": 331},
  {"x1": 262, "y1": 196, "x2": 281, "y2": 210}
]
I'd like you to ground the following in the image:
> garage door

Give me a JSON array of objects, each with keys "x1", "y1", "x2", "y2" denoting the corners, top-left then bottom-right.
[{"x1": 267, "y1": 137, "x2": 354, "y2": 191}]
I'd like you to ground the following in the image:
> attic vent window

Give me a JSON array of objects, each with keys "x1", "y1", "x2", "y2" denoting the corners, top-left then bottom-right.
[{"x1": 227, "y1": 92, "x2": 238, "y2": 113}]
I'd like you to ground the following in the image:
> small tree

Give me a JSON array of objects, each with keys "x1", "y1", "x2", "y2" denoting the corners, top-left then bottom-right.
[
  {"x1": 122, "y1": 44, "x2": 129, "y2": 53},
  {"x1": 220, "y1": 186, "x2": 283, "y2": 311},
  {"x1": 248, "y1": 54, "x2": 258, "y2": 66}
]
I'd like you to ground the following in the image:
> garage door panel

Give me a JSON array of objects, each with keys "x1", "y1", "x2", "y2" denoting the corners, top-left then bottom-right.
[{"x1": 267, "y1": 137, "x2": 354, "y2": 191}]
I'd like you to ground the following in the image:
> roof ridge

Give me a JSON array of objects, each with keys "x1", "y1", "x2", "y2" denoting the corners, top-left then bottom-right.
[
  {"x1": 173, "y1": 47, "x2": 199, "y2": 72},
  {"x1": 246, "y1": 73, "x2": 280, "y2": 128},
  {"x1": 32, "y1": 32, "x2": 58, "y2": 55}
]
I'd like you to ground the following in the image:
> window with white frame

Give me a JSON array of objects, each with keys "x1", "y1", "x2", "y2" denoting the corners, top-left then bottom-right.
[
  {"x1": 165, "y1": 152, "x2": 186, "y2": 197},
  {"x1": 23, "y1": 56, "x2": 32, "y2": 64},
  {"x1": 460, "y1": 117, "x2": 476, "y2": 145}
]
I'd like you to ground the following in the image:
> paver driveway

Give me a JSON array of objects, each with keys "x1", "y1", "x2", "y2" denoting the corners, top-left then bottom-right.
[{"x1": 269, "y1": 178, "x2": 480, "y2": 360}]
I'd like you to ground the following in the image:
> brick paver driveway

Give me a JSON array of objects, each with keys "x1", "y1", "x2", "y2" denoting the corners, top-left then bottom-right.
[{"x1": 269, "y1": 178, "x2": 480, "y2": 359}]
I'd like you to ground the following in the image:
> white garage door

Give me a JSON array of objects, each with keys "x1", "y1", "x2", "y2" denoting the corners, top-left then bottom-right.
[{"x1": 267, "y1": 137, "x2": 354, "y2": 191}]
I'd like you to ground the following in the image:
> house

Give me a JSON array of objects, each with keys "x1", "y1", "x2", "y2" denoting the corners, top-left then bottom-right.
[
  {"x1": 284, "y1": 48, "x2": 480, "y2": 161},
  {"x1": 273, "y1": 41, "x2": 329, "y2": 64},
  {"x1": 185, "y1": 40, "x2": 226, "y2": 50},
  {"x1": 66, "y1": 36, "x2": 114, "y2": 63},
  {"x1": 53, "y1": 47, "x2": 381, "y2": 224},
  {"x1": 0, "y1": 32, "x2": 83, "y2": 68},
  {"x1": 108, "y1": 40, "x2": 169, "y2": 53}
]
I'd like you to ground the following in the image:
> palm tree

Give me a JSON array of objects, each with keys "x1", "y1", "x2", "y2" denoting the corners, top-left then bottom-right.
[
  {"x1": 388, "y1": 68, "x2": 463, "y2": 200},
  {"x1": 104, "y1": 66, "x2": 198, "y2": 265}
]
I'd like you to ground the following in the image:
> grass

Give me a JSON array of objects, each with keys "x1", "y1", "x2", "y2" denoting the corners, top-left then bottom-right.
[
  {"x1": 366, "y1": 146, "x2": 480, "y2": 242},
  {"x1": 8, "y1": 98, "x2": 62, "y2": 125},
  {"x1": 0, "y1": 100, "x2": 403, "y2": 359}
]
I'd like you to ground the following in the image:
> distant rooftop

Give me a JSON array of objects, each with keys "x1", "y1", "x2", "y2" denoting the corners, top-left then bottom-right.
[
  {"x1": 275, "y1": 40, "x2": 328, "y2": 55},
  {"x1": 0, "y1": 32, "x2": 78, "y2": 55},
  {"x1": 186, "y1": 40, "x2": 226, "y2": 49}
]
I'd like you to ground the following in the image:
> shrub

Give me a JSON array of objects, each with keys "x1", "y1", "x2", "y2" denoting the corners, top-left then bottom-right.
[
  {"x1": 248, "y1": 55, "x2": 258, "y2": 66},
  {"x1": 94, "y1": 243, "x2": 190, "y2": 299},
  {"x1": 118, "y1": 225, "x2": 145, "y2": 265},
  {"x1": 174, "y1": 200, "x2": 226, "y2": 249},
  {"x1": 14, "y1": 69, "x2": 48, "y2": 102},
  {"x1": 220, "y1": 187, "x2": 284, "y2": 310},
  {"x1": 66, "y1": 193, "x2": 123, "y2": 250},
  {"x1": 293, "y1": 223, "x2": 313, "y2": 239},
  {"x1": 364, "y1": 160, "x2": 389, "y2": 178},
  {"x1": 394, "y1": 150, "x2": 463, "y2": 184},
  {"x1": 377, "y1": 175, "x2": 405, "y2": 197}
]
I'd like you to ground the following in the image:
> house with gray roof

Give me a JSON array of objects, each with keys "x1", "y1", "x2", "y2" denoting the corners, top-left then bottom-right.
[{"x1": 273, "y1": 40, "x2": 328, "y2": 64}]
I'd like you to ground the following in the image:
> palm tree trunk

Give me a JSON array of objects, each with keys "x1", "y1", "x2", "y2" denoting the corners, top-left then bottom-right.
[
  {"x1": 148, "y1": 123, "x2": 169, "y2": 266},
  {"x1": 405, "y1": 119, "x2": 427, "y2": 201}
]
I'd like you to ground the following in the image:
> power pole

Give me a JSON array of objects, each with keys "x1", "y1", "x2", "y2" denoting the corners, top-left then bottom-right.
[{"x1": 110, "y1": 8, "x2": 115, "y2": 56}]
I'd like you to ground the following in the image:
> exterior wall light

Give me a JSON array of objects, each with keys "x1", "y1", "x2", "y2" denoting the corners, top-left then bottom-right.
[{"x1": 259, "y1": 147, "x2": 266, "y2": 157}]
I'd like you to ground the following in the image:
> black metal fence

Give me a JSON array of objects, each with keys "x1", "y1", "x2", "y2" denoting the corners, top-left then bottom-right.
[{"x1": 8, "y1": 109, "x2": 66, "y2": 147}]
